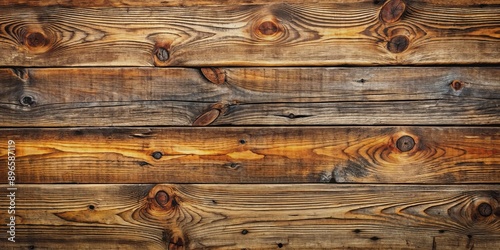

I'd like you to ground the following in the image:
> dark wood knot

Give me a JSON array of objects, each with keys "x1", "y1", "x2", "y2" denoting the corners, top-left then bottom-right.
[
  {"x1": 20, "y1": 95, "x2": 36, "y2": 106},
  {"x1": 155, "y1": 47, "x2": 169, "y2": 62},
  {"x1": 26, "y1": 32, "x2": 47, "y2": 47},
  {"x1": 258, "y1": 21, "x2": 279, "y2": 36},
  {"x1": 396, "y1": 135, "x2": 415, "y2": 152},
  {"x1": 387, "y1": 35, "x2": 409, "y2": 53},
  {"x1": 478, "y1": 203, "x2": 492, "y2": 217},
  {"x1": 155, "y1": 190, "x2": 170, "y2": 207},
  {"x1": 152, "y1": 151, "x2": 163, "y2": 160},
  {"x1": 380, "y1": 0, "x2": 406, "y2": 23}
]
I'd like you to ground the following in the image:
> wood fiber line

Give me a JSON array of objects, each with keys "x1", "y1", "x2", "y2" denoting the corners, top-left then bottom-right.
[
  {"x1": 0, "y1": 127, "x2": 498, "y2": 184},
  {"x1": 0, "y1": 1, "x2": 498, "y2": 66},
  {"x1": 0, "y1": 184, "x2": 498, "y2": 249}
]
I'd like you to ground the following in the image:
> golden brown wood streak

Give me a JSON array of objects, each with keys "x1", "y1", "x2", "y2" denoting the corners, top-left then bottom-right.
[
  {"x1": 0, "y1": 67, "x2": 498, "y2": 126},
  {"x1": 0, "y1": 127, "x2": 498, "y2": 184},
  {"x1": 0, "y1": 2, "x2": 498, "y2": 66},
  {"x1": 0, "y1": 184, "x2": 498, "y2": 249}
]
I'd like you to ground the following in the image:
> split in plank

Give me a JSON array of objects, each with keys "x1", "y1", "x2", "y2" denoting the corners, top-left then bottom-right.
[
  {"x1": 0, "y1": 184, "x2": 498, "y2": 249},
  {"x1": 0, "y1": 1, "x2": 498, "y2": 66},
  {"x1": 0, "y1": 127, "x2": 498, "y2": 184},
  {"x1": 0, "y1": 67, "x2": 498, "y2": 126}
]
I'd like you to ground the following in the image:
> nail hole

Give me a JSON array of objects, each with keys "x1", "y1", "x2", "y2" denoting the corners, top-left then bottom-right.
[
  {"x1": 88, "y1": 205, "x2": 95, "y2": 210},
  {"x1": 288, "y1": 113, "x2": 295, "y2": 119},
  {"x1": 239, "y1": 139, "x2": 246, "y2": 145},
  {"x1": 277, "y1": 243, "x2": 283, "y2": 248},
  {"x1": 438, "y1": 230, "x2": 445, "y2": 234},
  {"x1": 152, "y1": 151, "x2": 163, "y2": 160},
  {"x1": 241, "y1": 229, "x2": 248, "y2": 235}
]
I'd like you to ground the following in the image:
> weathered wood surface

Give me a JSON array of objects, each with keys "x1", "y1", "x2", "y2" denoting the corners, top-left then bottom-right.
[
  {"x1": 2, "y1": 0, "x2": 499, "y2": 7},
  {"x1": 0, "y1": 184, "x2": 498, "y2": 249},
  {"x1": 1, "y1": 67, "x2": 498, "y2": 126},
  {"x1": 1, "y1": 127, "x2": 498, "y2": 184},
  {"x1": 0, "y1": 1, "x2": 498, "y2": 66}
]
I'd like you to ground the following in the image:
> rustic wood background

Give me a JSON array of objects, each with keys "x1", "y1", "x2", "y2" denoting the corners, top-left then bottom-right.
[{"x1": 0, "y1": 0, "x2": 499, "y2": 249}]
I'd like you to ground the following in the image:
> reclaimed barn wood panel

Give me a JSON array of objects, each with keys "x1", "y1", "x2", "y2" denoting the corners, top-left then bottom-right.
[
  {"x1": 2, "y1": 0, "x2": 499, "y2": 7},
  {"x1": 1, "y1": 67, "x2": 498, "y2": 126},
  {"x1": 1, "y1": 127, "x2": 498, "y2": 184},
  {"x1": 0, "y1": 184, "x2": 498, "y2": 249},
  {"x1": 0, "y1": 1, "x2": 498, "y2": 66}
]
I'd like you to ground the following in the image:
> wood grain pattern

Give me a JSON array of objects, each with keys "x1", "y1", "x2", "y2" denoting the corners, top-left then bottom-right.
[
  {"x1": 0, "y1": 184, "x2": 498, "y2": 249},
  {"x1": 1, "y1": 67, "x2": 498, "y2": 126},
  {"x1": 0, "y1": 127, "x2": 498, "y2": 184},
  {"x1": 2, "y1": 0, "x2": 499, "y2": 7},
  {"x1": 0, "y1": 1, "x2": 498, "y2": 66}
]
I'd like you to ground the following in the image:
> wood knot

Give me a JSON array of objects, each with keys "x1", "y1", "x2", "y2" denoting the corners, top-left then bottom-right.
[
  {"x1": 155, "y1": 190, "x2": 170, "y2": 208},
  {"x1": 387, "y1": 35, "x2": 409, "y2": 53},
  {"x1": 450, "y1": 80, "x2": 465, "y2": 91},
  {"x1": 380, "y1": 0, "x2": 406, "y2": 23},
  {"x1": 201, "y1": 67, "x2": 226, "y2": 85},
  {"x1": 152, "y1": 151, "x2": 163, "y2": 160},
  {"x1": 258, "y1": 21, "x2": 279, "y2": 36},
  {"x1": 168, "y1": 235, "x2": 185, "y2": 250},
  {"x1": 155, "y1": 47, "x2": 169, "y2": 62},
  {"x1": 20, "y1": 95, "x2": 36, "y2": 106},
  {"x1": 252, "y1": 18, "x2": 284, "y2": 41},
  {"x1": 478, "y1": 203, "x2": 492, "y2": 217},
  {"x1": 396, "y1": 135, "x2": 415, "y2": 152},
  {"x1": 193, "y1": 109, "x2": 220, "y2": 126},
  {"x1": 192, "y1": 102, "x2": 228, "y2": 126},
  {"x1": 26, "y1": 32, "x2": 48, "y2": 48}
]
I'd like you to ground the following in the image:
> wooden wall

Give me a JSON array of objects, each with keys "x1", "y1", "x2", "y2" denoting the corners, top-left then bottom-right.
[{"x1": 0, "y1": 0, "x2": 499, "y2": 249}]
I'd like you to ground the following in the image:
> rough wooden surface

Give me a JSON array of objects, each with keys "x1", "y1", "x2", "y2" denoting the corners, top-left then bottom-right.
[
  {"x1": 2, "y1": 0, "x2": 499, "y2": 7},
  {"x1": 0, "y1": 184, "x2": 498, "y2": 249},
  {"x1": 1, "y1": 67, "x2": 498, "y2": 126},
  {"x1": 0, "y1": 1, "x2": 498, "y2": 66},
  {"x1": 1, "y1": 127, "x2": 498, "y2": 184}
]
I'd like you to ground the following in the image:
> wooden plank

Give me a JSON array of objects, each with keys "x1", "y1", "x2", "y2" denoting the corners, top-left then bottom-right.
[
  {"x1": 1, "y1": 67, "x2": 498, "y2": 126},
  {"x1": 0, "y1": 1, "x2": 498, "y2": 66},
  {"x1": 0, "y1": 127, "x2": 498, "y2": 184},
  {"x1": 0, "y1": 184, "x2": 498, "y2": 249},
  {"x1": 2, "y1": 0, "x2": 499, "y2": 7}
]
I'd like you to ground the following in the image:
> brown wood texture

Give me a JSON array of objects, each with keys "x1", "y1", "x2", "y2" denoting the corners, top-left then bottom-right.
[
  {"x1": 0, "y1": 184, "x2": 498, "y2": 249},
  {"x1": 2, "y1": 0, "x2": 499, "y2": 7},
  {"x1": 1, "y1": 67, "x2": 498, "y2": 126},
  {"x1": 0, "y1": 1, "x2": 498, "y2": 66},
  {"x1": 0, "y1": 127, "x2": 498, "y2": 184}
]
